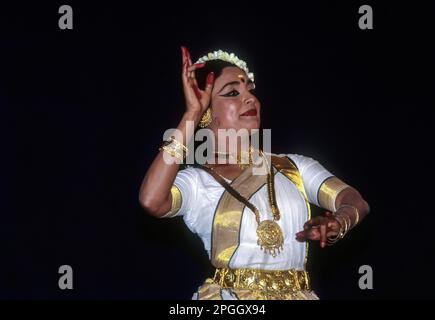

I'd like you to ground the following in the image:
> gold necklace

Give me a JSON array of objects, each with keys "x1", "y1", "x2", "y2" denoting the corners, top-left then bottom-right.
[
  {"x1": 205, "y1": 151, "x2": 284, "y2": 257},
  {"x1": 256, "y1": 151, "x2": 283, "y2": 257},
  {"x1": 213, "y1": 146, "x2": 254, "y2": 169}
]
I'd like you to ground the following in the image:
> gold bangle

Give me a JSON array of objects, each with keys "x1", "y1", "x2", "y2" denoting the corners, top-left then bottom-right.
[
  {"x1": 160, "y1": 145, "x2": 184, "y2": 160},
  {"x1": 326, "y1": 215, "x2": 345, "y2": 246},
  {"x1": 338, "y1": 204, "x2": 360, "y2": 229},
  {"x1": 159, "y1": 136, "x2": 188, "y2": 160},
  {"x1": 327, "y1": 231, "x2": 342, "y2": 245},
  {"x1": 327, "y1": 209, "x2": 356, "y2": 246},
  {"x1": 168, "y1": 136, "x2": 188, "y2": 153},
  {"x1": 343, "y1": 214, "x2": 351, "y2": 235}
]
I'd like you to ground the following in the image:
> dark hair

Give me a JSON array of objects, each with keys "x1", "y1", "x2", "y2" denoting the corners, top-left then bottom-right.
[{"x1": 195, "y1": 60, "x2": 241, "y2": 90}]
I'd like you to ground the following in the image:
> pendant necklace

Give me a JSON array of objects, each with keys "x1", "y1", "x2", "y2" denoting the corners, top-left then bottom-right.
[{"x1": 200, "y1": 151, "x2": 284, "y2": 257}]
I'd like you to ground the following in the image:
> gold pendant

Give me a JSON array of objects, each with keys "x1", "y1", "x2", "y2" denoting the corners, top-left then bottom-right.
[{"x1": 256, "y1": 220, "x2": 284, "y2": 257}]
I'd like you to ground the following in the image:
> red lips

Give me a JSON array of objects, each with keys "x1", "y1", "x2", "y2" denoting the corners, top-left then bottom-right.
[{"x1": 240, "y1": 109, "x2": 257, "y2": 116}]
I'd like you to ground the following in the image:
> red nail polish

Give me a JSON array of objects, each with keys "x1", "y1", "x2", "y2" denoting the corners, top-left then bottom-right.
[
  {"x1": 194, "y1": 62, "x2": 206, "y2": 68},
  {"x1": 206, "y1": 72, "x2": 215, "y2": 85}
]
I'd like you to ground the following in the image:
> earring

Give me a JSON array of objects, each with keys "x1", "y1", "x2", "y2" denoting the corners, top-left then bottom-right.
[{"x1": 199, "y1": 108, "x2": 212, "y2": 128}]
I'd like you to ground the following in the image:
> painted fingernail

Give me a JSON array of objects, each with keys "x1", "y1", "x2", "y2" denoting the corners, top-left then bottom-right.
[
  {"x1": 206, "y1": 72, "x2": 215, "y2": 85},
  {"x1": 194, "y1": 62, "x2": 206, "y2": 68}
]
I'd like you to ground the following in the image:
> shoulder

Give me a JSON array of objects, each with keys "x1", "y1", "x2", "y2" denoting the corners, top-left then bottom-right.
[
  {"x1": 272, "y1": 152, "x2": 334, "y2": 205},
  {"x1": 174, "y1": 166, "x2": 200, "y2": 192},
  {"x1": 176, "y1": 166, "x2": 200, "y2": 179},
  {"x1": 271, "y1": 152, "x2": 320, "y2": 172},
  {"x1": 175, "y1": 165, "x2": 219, "y2": 189}
]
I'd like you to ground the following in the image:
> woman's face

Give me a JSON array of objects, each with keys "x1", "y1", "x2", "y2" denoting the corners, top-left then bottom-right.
[{"x1": 209, "y1": 66, "x2": 261, "y2": 133}]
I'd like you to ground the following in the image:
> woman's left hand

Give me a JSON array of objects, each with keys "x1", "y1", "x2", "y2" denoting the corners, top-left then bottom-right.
[{"x1": 295, "y1": 211, "x2": 342, "y2": 248}]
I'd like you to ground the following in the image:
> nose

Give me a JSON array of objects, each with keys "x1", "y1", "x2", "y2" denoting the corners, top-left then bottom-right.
[
  {"x1": 244, "y1": 95, "x2": 255, "y2": 105},
  {"x1": 243, "y1": 88, "x2": 258, "y2": 109}
]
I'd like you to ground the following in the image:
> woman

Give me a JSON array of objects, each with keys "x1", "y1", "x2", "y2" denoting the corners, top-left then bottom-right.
[{"x1": 139, "y1": 47, "x2": 370, "y2": 300}]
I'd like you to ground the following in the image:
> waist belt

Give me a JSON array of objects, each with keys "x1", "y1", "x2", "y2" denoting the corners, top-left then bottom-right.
[{"x1": 213, "y1": 268, "x2": 311, "y2": 293}]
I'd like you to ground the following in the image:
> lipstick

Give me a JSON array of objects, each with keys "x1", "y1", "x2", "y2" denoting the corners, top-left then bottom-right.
[{"x1": 240, "y1": 109, "x2": 257, "y2": 116}]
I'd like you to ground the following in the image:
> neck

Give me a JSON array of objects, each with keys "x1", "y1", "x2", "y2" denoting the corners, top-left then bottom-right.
[{"x1": 212, "y1": 146, "x2": 259, "y2": 169}]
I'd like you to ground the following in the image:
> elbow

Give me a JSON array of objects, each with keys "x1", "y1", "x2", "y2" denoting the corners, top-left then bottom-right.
[
  {"x1": 139, "y1": 192, "x2": 169, "y2": 218},
  {"x1": 138, "y1": 192, "x2": 166, "y2": 218},
  {"x1": 343, "y1": 187, "x2": 370, "y2": 216},
  {"x1": 349, "y1": 187, "x2": 370, "y2": 215},
  {"x1": 355, "y1": 194, "x2": 370, "y2": 217},
  {"x1": 363, "y1": 199, "x2": 370, "y2": 215}
]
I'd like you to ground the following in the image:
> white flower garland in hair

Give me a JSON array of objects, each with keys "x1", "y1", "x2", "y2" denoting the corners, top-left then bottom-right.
[{"x1": 195, "y1": 50, "x2": 255, "y2": 82}]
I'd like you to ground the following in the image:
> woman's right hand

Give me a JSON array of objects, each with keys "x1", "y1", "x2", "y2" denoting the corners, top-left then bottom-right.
[{"x1": 181, "y1": 46, "x2": 215, "y2": 117}]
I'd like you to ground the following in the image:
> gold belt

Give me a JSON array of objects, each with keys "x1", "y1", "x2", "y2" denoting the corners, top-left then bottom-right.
[{"x1": 212, "y1": 268, "x2": 311, "y2": 293}]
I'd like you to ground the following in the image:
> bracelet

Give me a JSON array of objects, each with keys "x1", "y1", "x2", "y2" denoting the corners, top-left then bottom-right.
[
  {"x1": 338, "y1": 204, "x2": 360, "y2": 229},
  {"x1": 326, "y1": 215, "x2": 344, "y2": 246},
  {"x1": 326, "y1": 213, "x2": 350, "y2": 246},
  {"x1": 160, "y1": 145, "x2": 183, "y2": 160},
  {"x1": 159, "y1": 136, "x2": 188, "y2": 160}
]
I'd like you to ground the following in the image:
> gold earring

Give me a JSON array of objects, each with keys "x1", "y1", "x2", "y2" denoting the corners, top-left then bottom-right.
[{"x1": 199, "y1": 108, "x2": 212, "y2": 128}]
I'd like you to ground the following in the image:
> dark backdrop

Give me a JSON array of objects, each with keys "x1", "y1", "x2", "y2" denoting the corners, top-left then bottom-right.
[{"x1": 1, "y1": 1, "x2": 434, "y2": 299}]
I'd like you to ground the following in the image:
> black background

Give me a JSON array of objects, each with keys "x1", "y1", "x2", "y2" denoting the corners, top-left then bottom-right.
[{"x1": 1, "y1": 1, "x2": 434, "y2": 299}]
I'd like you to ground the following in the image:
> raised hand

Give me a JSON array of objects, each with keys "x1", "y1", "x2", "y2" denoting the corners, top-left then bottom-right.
[{"x1": 181, "y1": 46, "x2": 214, "y2": 117}]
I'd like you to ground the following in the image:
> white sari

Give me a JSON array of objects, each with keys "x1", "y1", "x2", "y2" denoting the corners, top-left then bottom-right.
[{"x1": 169, "y1": 153, "x2": 333, "y2": 300}]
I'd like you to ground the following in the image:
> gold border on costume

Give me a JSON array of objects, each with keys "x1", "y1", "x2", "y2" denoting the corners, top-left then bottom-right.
[
  {"x1": 211, "y1": 165, "x2": 267, "y2": 268},
  {"x1": 161, "y1": 185, "x2": 183, "y2": 218},
  {"x1": 271, "y1": 155, "x2": 311, "y2": 268}
]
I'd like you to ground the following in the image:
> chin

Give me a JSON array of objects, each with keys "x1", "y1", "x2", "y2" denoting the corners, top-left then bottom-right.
[
  {"x1": 242, "y1": 118, "x2": 260, "y2": 131},
  {"x1": 243, "y1": 124, "x2": 261, "y2": 134}
]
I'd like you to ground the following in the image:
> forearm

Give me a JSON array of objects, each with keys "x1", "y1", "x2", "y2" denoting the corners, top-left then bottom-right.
[
  {"x1": 138, "y1": 111, "x2": 201, "y2": 216},
  {"x1": 318, "y1": 177, "x2": 370, "y2": 228},
  {"x1": 335, "y1": 187, "x2": 370, "y2": 227}
]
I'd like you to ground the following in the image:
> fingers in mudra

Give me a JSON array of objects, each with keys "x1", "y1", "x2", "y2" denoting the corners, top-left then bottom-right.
[
  {"x1": 296, "y1": 227, "x2": 320, "y2": 241},
  {"x1": 187, "y1": 64, "x2": 205, "y2": 99},
  {"x1": 295, "y1": 214, "x2": 341, "y2": 247}
]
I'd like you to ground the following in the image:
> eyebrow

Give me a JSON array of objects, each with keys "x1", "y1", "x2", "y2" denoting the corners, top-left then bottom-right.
[
  {"x1": 218, "y1": 79, "x2": 255, "y2": 94},
  {"x1": 218, "y1": 81, "x2": 240, "y2": 94}
]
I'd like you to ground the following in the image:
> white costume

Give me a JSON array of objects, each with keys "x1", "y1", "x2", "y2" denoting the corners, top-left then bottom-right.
[{"x1": 168, "y1": 153, "x2": 334, "y2": 300}]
